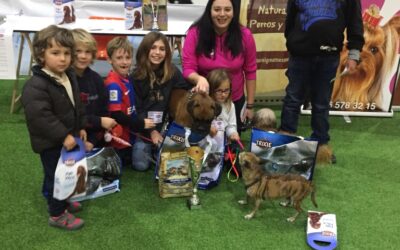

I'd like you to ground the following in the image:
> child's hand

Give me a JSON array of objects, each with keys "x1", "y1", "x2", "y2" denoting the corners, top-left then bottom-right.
[
  {"x1": 85, "y1": 141, "x2": 94, "y2": 152},
  {"x1": 210, "y1": 126, "x2": 218, "y2": 137},
  {"x1": 63, "y1": 134, "x2": 76, "y2": 151},
  {"x1": 101, "y1": 117, "x2": 117, "y2": 130},
  {"x1": 150, "y1": 130, "x2": 163, "y2": 145},
  {"x1": 79, "y1": 129, "x2": 87, "y2": 141},
  {"x1": 144, "y1": 118, "x2": 155, "y2": 129},
  {"x1": 229, "y1": 132, "x2": 240, "y2": 142}
]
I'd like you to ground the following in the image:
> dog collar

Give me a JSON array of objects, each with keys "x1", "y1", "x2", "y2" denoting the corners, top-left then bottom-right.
[{"x1": 244, "y1": 177, "x2": 261, "y2": 189}]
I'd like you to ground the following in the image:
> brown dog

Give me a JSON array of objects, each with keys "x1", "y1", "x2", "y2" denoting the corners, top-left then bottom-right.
[
  {"x1": 169, "y1": 89, "x2": 221, "y2": 137},
  {"x1": 238, "y1": 151, "x2": 317, "y2": 222}
]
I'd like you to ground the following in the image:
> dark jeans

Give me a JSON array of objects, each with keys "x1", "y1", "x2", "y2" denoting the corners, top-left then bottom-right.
[
  {"x1": 40, "y1": 146, "x2": 68, "y2": 217},
  {"x1": 233, "y1": 95, "x2": 246, "y2": 135},
  {"x1": 280, "y1": 55, "x2": 339, "y2": 144}
]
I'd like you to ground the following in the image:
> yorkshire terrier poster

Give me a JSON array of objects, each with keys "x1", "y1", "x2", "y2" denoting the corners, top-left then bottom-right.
[{"x1": 331, "y1": 1, "x2": 400, "y2": 113}]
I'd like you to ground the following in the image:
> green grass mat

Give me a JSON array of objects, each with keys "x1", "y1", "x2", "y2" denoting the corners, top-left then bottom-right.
[{"x1": 1, "y1": 80, "x2": 399, "y2": 249}]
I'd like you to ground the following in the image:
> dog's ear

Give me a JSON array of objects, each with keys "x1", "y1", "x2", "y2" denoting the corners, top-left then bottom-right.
[
  {"x1": 186, "y1": 98, "x2": 196, "y2": 117},
  {"x1": 214, "y1": 102, "x2": 222, "y2": 117}
]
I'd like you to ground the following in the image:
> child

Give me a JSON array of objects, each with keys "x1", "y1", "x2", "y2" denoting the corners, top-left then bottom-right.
[
  {"x1": 104, "y1": 36, "x2": 154, "y2": 168},
  {"x1": 21, "y1": 25, "x2": 86, "y2": 230},
  {"x1": 72, "y1": 28, "x2": 117, "y2": 152},
  {"x1": 253, "y1": 108, "x2": 277, "y2": 132},
  {"x1": 207, "y1": 69, "x2": 240, "y2": 142},
  {"x1": 131, "y1": 31, "x2": 191, "y2": 171}
]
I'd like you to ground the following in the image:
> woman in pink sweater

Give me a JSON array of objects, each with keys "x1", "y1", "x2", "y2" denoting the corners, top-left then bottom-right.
[{"x1": 182, "y1": 0, "x2": 257, "y2": 132}]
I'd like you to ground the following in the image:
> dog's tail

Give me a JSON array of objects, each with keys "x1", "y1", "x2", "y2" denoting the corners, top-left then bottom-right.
[{"x1": 310, "y1": 182, "x2": 318, "y2": 208}]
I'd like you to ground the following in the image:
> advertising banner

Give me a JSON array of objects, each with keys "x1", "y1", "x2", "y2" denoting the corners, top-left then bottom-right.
[{"x1": 241, "y1": 0, "x2": 400, "y2": 116}]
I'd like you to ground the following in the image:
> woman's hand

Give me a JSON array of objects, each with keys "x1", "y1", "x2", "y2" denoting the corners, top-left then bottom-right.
[
  {"x1": 150, "y1": 130, "x2": 163, "y2": 145},
  {"x1": 101, "y1": 117, "x2": 117, "y2": 130},
  {"x1": 241, "y1": 108, "x2": 254, "y2": 122},
  {"x1": 346, "y1": 58, "x2": 358, "y2": 74},
  {"x1": 193, "y1": 75, "x2": 209, "y2": 93}
]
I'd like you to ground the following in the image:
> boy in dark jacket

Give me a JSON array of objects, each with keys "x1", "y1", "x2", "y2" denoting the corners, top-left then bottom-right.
[
  {"x1": 279, "y1": 0, "x2": 365, "y2": 164},
  {"x1": 22, "y1": 25, "x2": 87, "y2": 230},
  {"x1": 72, "y1": 28, "x2": 117, "y2": 152}
]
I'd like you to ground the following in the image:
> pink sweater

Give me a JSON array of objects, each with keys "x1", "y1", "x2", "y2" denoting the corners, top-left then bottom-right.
[{"x1": 182, "y1": 26, "x2": 257, "y2": 101}]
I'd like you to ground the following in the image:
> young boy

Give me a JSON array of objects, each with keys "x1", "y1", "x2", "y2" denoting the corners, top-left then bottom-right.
[
  {"x1": 72, "y1": 28, "x2": 117, "y2": 152},
  {"x1": 104, "y1": 36, "x2": 154, "y2": 168},
  {"x1": 22, "y1": 25, "x2": 87, "y2": 230}
]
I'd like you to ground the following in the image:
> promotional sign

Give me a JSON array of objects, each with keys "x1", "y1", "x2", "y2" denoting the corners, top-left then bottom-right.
[
  {"x1": 240, "y1": 0, "x2": 289, "y2": 97},
  {"x1": 125, "y1": 0, "x2": 143, "y2": 30},
  {"x1": 241, "y1": 0, "x2": 400, "y2": 116},
  {"x1": 142, "y1": 0, "x2": 168, "y2": 31},
  {"x1": 325, "y1": 0, "x2": 400, "y2": 115},
  {"x1": 53, "y1": 0, "x2": 76, "y2": 25}
]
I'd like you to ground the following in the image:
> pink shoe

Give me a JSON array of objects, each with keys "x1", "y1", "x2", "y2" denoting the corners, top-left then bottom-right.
[
  {"x1": 67, "y1": 201, "x2": 82, "y2": 213},
  {"x1": 48, "y1": 211, "x2": 84, "y2": 230}
]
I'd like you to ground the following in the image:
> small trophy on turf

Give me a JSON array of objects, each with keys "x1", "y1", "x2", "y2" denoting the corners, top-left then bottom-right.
[
  {"x1": 150, "y1": 0, "x2": 160, "y2": 30},
  {"x1": 186, "y1": 146, "x2": 204, "y2": 209}
]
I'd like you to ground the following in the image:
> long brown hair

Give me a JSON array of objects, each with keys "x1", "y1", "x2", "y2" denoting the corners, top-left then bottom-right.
[{"x1": 134, "y1": 32, "x2": 174, "y2": 88}]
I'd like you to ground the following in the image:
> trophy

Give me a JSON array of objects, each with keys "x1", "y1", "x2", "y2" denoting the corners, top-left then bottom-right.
[
  {"x1": 186, "y1": 146, "x2": 204, "y2": 209},
  {"x1": 150, "y1": 0, "x2": 160, "y2": 31}
]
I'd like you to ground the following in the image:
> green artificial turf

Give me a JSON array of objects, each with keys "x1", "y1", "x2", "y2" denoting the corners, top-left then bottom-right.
[{"x1": 1, "y1": 80, "x2": 399, "y2": 249}]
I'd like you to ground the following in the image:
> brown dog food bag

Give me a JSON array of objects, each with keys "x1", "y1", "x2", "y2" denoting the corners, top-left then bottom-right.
[{"x1": 159, "y1": 151, "x2": 193, "y2": 198}]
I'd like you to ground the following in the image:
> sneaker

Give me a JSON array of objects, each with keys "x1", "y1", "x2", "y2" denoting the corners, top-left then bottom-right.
[
  {"x1": 67, "y1": 201, "x2": 82, "y2": 213},
  {"x1": 48, "y1": 211, "x2": 84, "y2": 230}
]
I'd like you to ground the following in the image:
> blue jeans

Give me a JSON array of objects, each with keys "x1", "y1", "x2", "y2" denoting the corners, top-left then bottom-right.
[
  {"x1": 280, "y1": 55, "x2": 339, "y2": 144},
  {"x1": 132, "y1": 137, "x2": 153, "y2": 171}
]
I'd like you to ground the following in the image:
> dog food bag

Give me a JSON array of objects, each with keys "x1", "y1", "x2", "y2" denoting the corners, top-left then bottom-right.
[
  {"x1": 307, "y1": 211, "x2": 337, "y2": 250},
  {"x1": 125, "y1": 0, "x2": 143, "y2": 30},
  {"x1": 159, "y1": 151, "x2": 193, "y2": 198},
  {"x1": 250, "y1": 128, "x2": 318, "y2": 180},
  {"x1": 54, "y1": 137, "x2": 87, "y2": 200},
  {"x1": 54, "y1": 0, "x2": 76, "y2": 25},
  {"x1": 69, "y1": 147, "x2": 121, "y2": 202}
]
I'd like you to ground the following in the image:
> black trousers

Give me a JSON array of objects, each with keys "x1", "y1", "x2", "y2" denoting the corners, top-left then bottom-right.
[{"x1": 40, "y1": 146, "x2": 68, "y2": 217}]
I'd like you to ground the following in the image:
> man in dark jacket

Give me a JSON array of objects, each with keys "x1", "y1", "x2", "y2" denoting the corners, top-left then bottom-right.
[{"x1": 279, "y1": 0, "x2": 364, "y2": 164}]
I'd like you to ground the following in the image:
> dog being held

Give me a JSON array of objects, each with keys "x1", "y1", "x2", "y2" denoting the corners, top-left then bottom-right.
[
  {"x1": 169, "y1": 89, "x2": 221, "y2": 141},
  {"x1": 238, "y1": 151, "x2": 317, "y2": 222}
]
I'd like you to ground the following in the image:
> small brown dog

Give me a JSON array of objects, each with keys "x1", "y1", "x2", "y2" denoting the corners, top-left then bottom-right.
[
  {"x1": 238, "y1": 151, "x2": 317, "y2": 222},
  {"x1": 253, "y1": 108, "x2": 277, "y2": 132},
  {"x1": 169, "y1": 89, "x2": 221, "y2": 137}
]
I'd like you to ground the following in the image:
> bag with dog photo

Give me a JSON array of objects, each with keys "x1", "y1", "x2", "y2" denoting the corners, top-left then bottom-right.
[
  {"x1": 54, "y1": 137, "x2": 88, "y2": 201},
  {"x1": 69, "y1": 147, "x2": 121, "y2": 202},
  {"x1": 250, "y1": 128, "x2": 318, "y2": 180}
]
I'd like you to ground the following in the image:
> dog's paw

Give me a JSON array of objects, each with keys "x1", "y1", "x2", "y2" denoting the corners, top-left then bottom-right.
[
  {"x1": 244, "y1": 214, "x2": 253, "y2": 220},
  {"x1": 238, "y1": 200, "x2": 247, "y2": 205},
  {"x1": 279, "y1": 200, "x2": 291, "y2": 207},
  {"x1": 286, "y1": 216, "x2": 296, "y2": 223}
]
